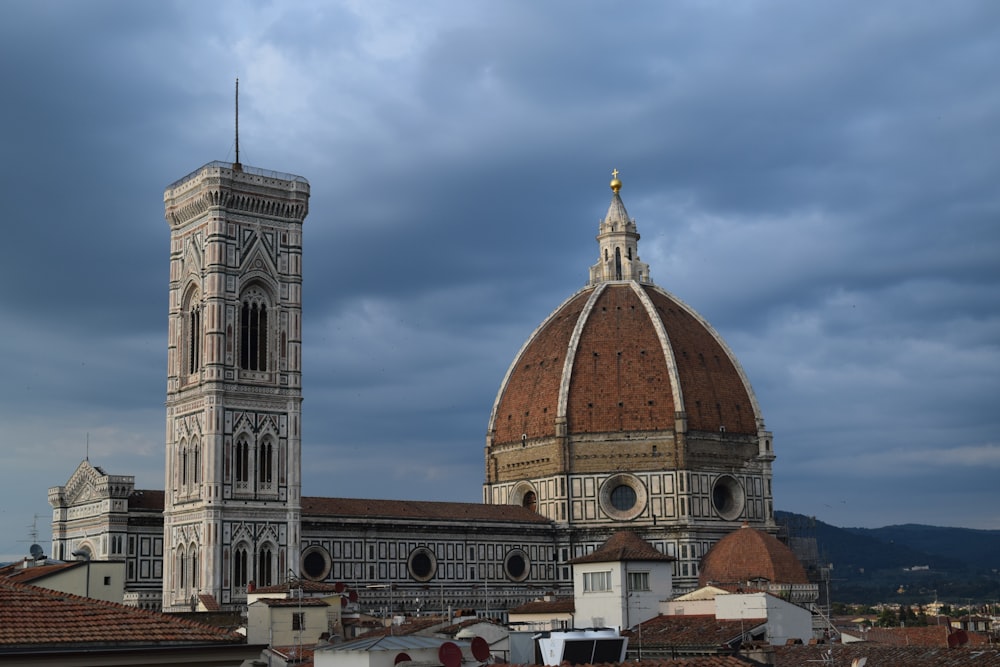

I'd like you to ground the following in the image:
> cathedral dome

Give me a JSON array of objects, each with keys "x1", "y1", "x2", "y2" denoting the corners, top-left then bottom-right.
[
  {"x1": 483, "y1": 173, "x2": 774, "y2": 544},
  {"x1": 698, "y1": 524, "x2": 809, "y2": 586},
  {"x1": 487, "y1": 280, "x2": 761, "y2": 444},
  {"x1": 486, "y1": 175, "x2": 766, "y2": 466}
]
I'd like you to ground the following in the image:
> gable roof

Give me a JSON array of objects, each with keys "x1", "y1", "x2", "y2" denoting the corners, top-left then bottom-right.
[
  {"x1": 0, "y1": 579, "x2": 245, "y2": 650},
  {"x1": 252, "y1": 579, "x2": 347, "y2": 594},
  {"x1": 628, "y1": 614, "x2": 767, "y2": 649},
  {"x1": 254, "y1": 598, "x2": 330, "y2": 608},
  {"x1": 353, "y1": 616, "x2": 447, "y2": 638},
  {"x1": 320, "y1": 633, "x2": 462, "y2": 654},
  {"x1": 128, "y1": 488, "x2": 165, "y2": 511},
  {"x1": 0, "y1": 559, "x2": 84, "y2": 584},
  {"x1": 301, "y1": 496, "x2": 552, "y2": 524},
  {"x1": 863, "y1": 624, "x2": 990, "y2": 648},
  {"x1": 568, "y1": 530, "x2": 674, "y2": 565},
  {"x1": 508, "y1": 596, "x2": 575, "y2": 615},
  {"x1": 197, "y1": 593, "x2": 221, "y2": 611}
]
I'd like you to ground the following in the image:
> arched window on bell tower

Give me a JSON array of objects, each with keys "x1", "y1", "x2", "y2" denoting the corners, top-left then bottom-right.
[
  {"x1": 233, "y1": 544, "x2": 249, "y2": 588},
  {"x1": 258, "y1": 545, "x2": 275, "y2": 587},
  {"x1": 182, "y1": 285, "x2": 202, "y2": 376},
  {"x1": 239, "y1": 286, "x2": 270, "y2": 372},
  {"x1": 188, "y1": 304, "x2": 201, "y2": 373},
  {"x1": 180, "y1": 443, "x2": 188, "y2": 487},
  {"x1": 258, "y1": 437, "x2": 274, "y2": 491},
  {"x1": 234, "y1": 436, "x2": 250, "y2": 492},
  {"x1": 191, "y1": 438, "x2": 200, "y2": 485}
]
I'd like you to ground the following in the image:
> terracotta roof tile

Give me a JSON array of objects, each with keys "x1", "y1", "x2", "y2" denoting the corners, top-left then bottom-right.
[
  {"x1": 0, "y1": 560, "x2": 84, "y2": 584},
  {"x1": 354, "y1": 617, "x2": 446, "y2": 638},
  {"x1": 699, "y1": 525, "x2": 808, "y2": 586},
  {"x1": 256, "y1": 598, "x2": 329, "y2": 608},
  {"x1": 568, "y1": 530, "x2": 674, "y2": 564},
  {"x1": 863, "y1": 624, "x2": 990, "y2": 647},
  {"x1": 271, "y1": 644, "x2": 315, "y2": 664},
  {"x1": 0, "y1": 580, "x2": 244, "y2": 648},
  {"x1": 508, "y1": 596, "x2": 575, "y2": 614},
  {"x1": 774, "y1": 643, "x2": 1000, "y2": 667},
  {"x1": 627, "y1": 614, "x2": 767, "y2": 648},
  {"x1": 490, "y1": 282, "x2": 759, "y2": 445},
  {"x1": 301, "y1": 496, "x2": 551, "y2": 523},
  {"x1": 198, "y1": 593, "x2": 221, "y2": 611}
]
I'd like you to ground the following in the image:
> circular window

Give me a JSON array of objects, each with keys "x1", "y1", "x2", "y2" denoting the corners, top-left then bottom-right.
[
  {"x1": 712, "y1": 475, "x2": 746, "y2": 521},
  {"x1": 300, "y1": 545, "x2": 332, "y2": 581},
  {"x1": 407, "y1": 547, "x2": 437, "y2": 582},
  {"x1": 504, "y1": 549, "x2": 530, "y2": 582},
  {"x1": 610, "y1": 485, "x2": 637, "y2": 511},
  {"x1": 599, "y1": 474, "x2": 647, "y2": 521}
]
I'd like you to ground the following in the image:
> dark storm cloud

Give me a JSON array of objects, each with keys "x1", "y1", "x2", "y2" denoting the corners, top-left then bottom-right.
[{"x1": 1, "y1": 0, "x2": 998, "y2": 558}]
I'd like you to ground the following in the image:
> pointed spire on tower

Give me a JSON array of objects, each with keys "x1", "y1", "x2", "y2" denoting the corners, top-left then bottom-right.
[
  {"x1": 233, "y1": 78, "x2": 243, "y2": 172},
  {"x1": 589, "y1": 169, "x2": 651, "y2": 285}
]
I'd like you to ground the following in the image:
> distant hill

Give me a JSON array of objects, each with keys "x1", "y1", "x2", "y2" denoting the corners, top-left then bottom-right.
[
  {"x1": 843, "y1": 524, "x2": 999, "y2": 572},
  {"x1": 775, "y1": 511, "x2": 1000, "y2": 605}
]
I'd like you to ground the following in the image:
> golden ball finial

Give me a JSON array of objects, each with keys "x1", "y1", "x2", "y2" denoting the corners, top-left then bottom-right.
[{"x1": 610, "y1": 168, "x2": 622, "y2": 193}]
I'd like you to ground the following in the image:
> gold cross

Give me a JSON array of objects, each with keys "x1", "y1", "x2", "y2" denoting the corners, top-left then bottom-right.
[{"x1": 612, "y1": 168, "x2": 619, "y2": 179}]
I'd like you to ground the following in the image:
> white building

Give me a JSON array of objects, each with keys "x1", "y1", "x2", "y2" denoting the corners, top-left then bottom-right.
[{"x1": 568, "y1": 530, "x2": 674, "y2": 630}]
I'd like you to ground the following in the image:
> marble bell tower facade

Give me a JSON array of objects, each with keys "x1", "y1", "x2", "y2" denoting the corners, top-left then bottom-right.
[{"x1": 161, "y1": 160, "x2": 309, "y2": 611}]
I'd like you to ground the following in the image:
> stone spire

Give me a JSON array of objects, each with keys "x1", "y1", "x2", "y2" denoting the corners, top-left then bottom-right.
[{"x1": 589, "y1": 170, "x2": 651, "y2": 285}]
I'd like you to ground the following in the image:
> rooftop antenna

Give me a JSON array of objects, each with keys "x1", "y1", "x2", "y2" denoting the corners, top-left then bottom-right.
[
  {"x1": 233, "y1": 78, "x2": 242, "y2": 171},
  {"x1": 85, "y1": 432, "x2": 89, "y2": 461},
  {"x1": 19, "y1": 514, "x2": 48, "y2": 561}
]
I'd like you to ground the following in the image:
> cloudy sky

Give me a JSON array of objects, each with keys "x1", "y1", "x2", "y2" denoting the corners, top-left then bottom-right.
[{"x1": 1, "y1": 1, "x2": 998, "y2": 560}]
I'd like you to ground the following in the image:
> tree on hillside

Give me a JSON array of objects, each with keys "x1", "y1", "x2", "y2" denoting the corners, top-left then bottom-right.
[{"x1": 877, "y1": 607, "x2": 898, "y2": 627}]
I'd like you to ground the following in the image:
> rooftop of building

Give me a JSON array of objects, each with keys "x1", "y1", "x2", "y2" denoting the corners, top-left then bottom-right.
[
  {"x1": 508, "y1": 596, "x2": 575, "y2": 615},
  {"x1": 699, "y1": 523, "x2": 809, "y2": 586},
  {"x1": 568, "y1": 530, "x2": 675, "y2": 565},
  {"x1": 302, "y1": 496, "x2": 552, "y2": 523},
  {"x1": 627, "y1": 614, "x2": 768, "y2": 649},
  {"x1": 772, "y1": 644, "x2": 1000, "y2": 667},
  {"x1": 0, "y1": 579, "x2": 246, "y2": 650},
  {"x1": 861, "y1": 624, "x2": 991, "y2": 648},
  {"x1": 358, "y1": 616, "x2": 448, "y2": 639},
  {"x1": 0, "y1": 558, "x2": 83, "y2": 584}
]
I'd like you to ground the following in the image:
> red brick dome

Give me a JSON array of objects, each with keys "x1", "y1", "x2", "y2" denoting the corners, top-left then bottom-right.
[
  {"x1": 698, "y1": 524, "x2": 809, "y2": 586},
  {"x1": 487, "y1": 281, "x2": 762, "y2": 445}
]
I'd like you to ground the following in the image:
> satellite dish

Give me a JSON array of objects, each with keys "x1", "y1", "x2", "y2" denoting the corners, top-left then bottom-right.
[
  {"x1": 851, "y1": 658, "x2": 867, "y2": 667},
  {"x1": 394, "y1": 653, "x2": 412, "y2": 665},
  {"x1": 471, "y1": 636, "x2": 490, "y2": 662},
  {"x1": 334, "y1": 582, "x2": 346, "y2": 593},
  {"x1": 348, "y1": 590, "x2": 359, "y2": 602},
  {"x1": 438, "y1": 642, "x2": 462, "y2": 667},
  {"x1": 29, "y1": 544, "x2": 44, "y2": 560},
  {"x1": 341, "y1": 597, "x2": 348, "y2": 608}
]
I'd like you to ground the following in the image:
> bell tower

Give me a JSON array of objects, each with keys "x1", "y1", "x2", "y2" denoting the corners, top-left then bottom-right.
[{"x1": 161, "y1": 160, "x2": 309, "y2": 611}]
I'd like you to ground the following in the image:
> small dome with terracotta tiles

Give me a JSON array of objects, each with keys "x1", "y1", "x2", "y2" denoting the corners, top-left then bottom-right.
[{"x1": 698, "y1": 523, "x2": 809, "y2": 587}]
